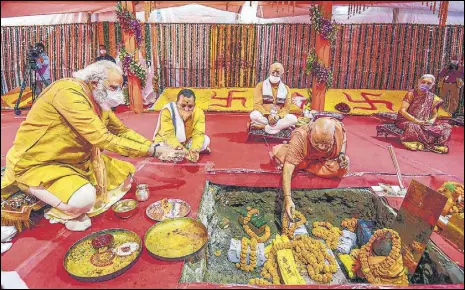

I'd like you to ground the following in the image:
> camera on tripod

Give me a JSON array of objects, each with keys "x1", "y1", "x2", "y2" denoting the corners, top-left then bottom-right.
[{"x1": 26, "y1": 45, "x2": 41, "y2": 68}]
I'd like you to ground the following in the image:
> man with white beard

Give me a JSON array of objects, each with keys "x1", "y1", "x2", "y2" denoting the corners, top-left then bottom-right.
[
  {"x1": 1, "y1": 61, "x2": 183, "y2": 230},
  {"x1": 249, "y1": 62, "x2": 298, "y2": 135}
]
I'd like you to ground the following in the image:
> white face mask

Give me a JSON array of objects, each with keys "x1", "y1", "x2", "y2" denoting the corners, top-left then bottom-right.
[
  {"x1": 269, "y1": 75, "x2": 281, "y2": 83},
  {"x1": 100, "y1": 89, "x2": 124, "y2": 111},
  {"x1": 99, "y1": 49, "x2": 106, "y2": 55}
]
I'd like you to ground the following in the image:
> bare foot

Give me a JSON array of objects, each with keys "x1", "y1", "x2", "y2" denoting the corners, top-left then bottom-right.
[{"x1": 268, "y1": 151, "x2": 283, "y2": 171}]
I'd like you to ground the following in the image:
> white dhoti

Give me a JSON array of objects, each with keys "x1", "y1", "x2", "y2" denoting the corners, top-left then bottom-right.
[{"x1": 250, "y1": 111, "x2": 297, "y2": 134}]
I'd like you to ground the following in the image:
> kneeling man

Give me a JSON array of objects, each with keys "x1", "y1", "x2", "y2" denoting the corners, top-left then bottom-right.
[
  {"x1": 271, "y1": 117, "x2": 350, "y2": 219},
  {"x1": 1, "y1": 61, "x2": 182, "y2": 230},
  {"x1": 153, "y1": 89, "x2": 210, "y2": 163},
  {"x1": 250, "y1": 62, "x2": 297, "y2": 134}
]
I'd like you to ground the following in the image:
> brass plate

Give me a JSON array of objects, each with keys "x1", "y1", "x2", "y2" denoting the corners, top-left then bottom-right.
[
  {"x1": 146, "y1": 198, "x2": 191, "y2": 222},
  {"x1": 64, "y1": 228, "x2": 142, "y2": 282},
  {"x1": 144, "y1": 218, "x2": 208, "y2": 261}
]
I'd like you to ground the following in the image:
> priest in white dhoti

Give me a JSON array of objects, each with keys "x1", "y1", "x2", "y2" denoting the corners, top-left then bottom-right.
[
  {"x1": 250, "y1": 62, "x2": 298, "y2": 134},
  {"x1": 153, "y1": 89, "x2": 210, "y2": 163}
]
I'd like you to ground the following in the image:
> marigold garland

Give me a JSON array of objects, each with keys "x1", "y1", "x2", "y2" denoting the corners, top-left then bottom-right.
[
  {"x1": 312, "y1": 221, "x2": 342, "y2": 250},
  {"x1": 236, "y1": 237, "x2": 257, "y2": 272},
  {"x1": 358, "y1": 228, "x2": 408, "y2": 285},
  {"x1": 249, "y1": 235, "x2": 338, "y2": 285},
  {"x1": 240, "y1": 207, "x2": 271, "y2": 243},
  {"x1": 281, "y1": 210, "x2": 306, "y2": 239},
  {"x1": 341, "y1": 218, "x2": 357, "y2": 232}
]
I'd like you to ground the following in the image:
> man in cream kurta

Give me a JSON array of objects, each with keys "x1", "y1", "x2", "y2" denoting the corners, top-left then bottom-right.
[
  {"x1": 153, "y1": 89, "x2": 210, "y2": 163},
  {"x1": 1, "y1": 61, "x2": 182, "y2": 230},
  {"x1": 250, "y1": 62, "x2": 298, "y2": 135}
]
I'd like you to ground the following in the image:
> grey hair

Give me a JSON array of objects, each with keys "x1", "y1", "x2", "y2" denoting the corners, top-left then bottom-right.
[
  {"x1": 72, "y1": 60, "x2": 123, "y2": 83},
  {"x1": 420, "y1": 74, "x2": 436, "y2": 83},
  {"x1": 269, "y1": 62, "x2": 284, "y2": 74}
]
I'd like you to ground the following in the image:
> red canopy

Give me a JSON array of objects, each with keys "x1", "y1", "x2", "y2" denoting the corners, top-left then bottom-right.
[
  {"x1": 256, "y1": 1, "x2": 425, "y2": 19},
  {"x1": 0, "y1": 1, "x2": 246, "y2": 18}
]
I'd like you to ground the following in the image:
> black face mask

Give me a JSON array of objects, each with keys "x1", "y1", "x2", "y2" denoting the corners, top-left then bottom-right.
[{"x1": 449, "y1": 63, "x2": 458, "y2": 70}]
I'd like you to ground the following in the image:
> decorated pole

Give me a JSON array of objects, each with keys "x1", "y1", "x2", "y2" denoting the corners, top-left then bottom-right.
[
  {"x1": 311, "y1": 2, "x2": 333, "y2": 112},
  {"x1": 121, "y1": 1, "x2": 143, "y2": 114}
]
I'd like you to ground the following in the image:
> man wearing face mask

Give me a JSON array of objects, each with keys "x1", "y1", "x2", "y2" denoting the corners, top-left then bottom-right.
[
  {"x1": 250, "y1": 62, "x2": 298, "y2": 135},
  {"x1": 33, "y1": 43, "x2": 51, "y2": 95},
  {"x1": 395, "y1": 74, "x2": 452, "y2": 153},
  {"x1": 1, "y1": 61, "x2": 183, "y2": 231},
  {"x1": 96, "y1": 44, "x2": 116, "y2": 63},
  {"x1": 152, "y1": 89, "x2": 211, "y2": 163},
  {"x1": 438, "y1": 55, "x2": 463, "y2": 117},
  {"x1": 270, "y1": 117, "x2": 349, "y2": 221}
]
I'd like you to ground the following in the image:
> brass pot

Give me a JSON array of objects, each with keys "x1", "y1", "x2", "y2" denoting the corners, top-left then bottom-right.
[{"x1": 112, "y1": 199, "x2": 138, "y2": 219}]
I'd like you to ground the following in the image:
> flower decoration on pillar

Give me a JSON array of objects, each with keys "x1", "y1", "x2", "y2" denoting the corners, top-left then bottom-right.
[
  {"x1": 306, "y1": 49, "x2": 333, "y2": 89},
  {"x1": 309, "y1": 5, "x2": 339, "y2": 45},
  {"x1": 118, "y1": 47, "x2": 147, "y2": 88},
  {"x1": 115, "y1": 1, "x2": 147, "y2": 89},
  {"x1": 116, "y1": 1, "x2": 143, "y2": 46}
]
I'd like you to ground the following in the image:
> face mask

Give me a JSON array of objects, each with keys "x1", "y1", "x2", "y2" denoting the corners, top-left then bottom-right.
[
  {"x1": 419, "y1": 83, "x2": 432, "y2": 92},
  {"x1": 269, "y1": 75, "x2": 281, "y2": 83},
  {"x1": 100, "y1": 89, "x2": 124, "y2": 111},
  {"x1": 100, "y1": 50, "x2": 106, "y2": 55},
  {"x1": 451, "y1": 61, "x2": 459, "y2": 65}
]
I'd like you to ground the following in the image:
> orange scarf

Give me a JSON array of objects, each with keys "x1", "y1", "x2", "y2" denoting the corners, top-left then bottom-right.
[{"x1": 75, "y1": 80, "x2": 108, "y2": 202}]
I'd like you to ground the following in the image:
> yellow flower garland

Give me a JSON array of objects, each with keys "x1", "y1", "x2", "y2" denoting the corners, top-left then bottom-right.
[
  {"x1": 241, "y1": 207, "x2": 271, "y2": 243},
  {"x1": 341, "y1": 218, "x2": 357, "y2": 232},
  {"x1": 249, "y1": 235, "x2": 339, "y2": 285},
  {"x1": 236, "y1": 237, "x2": 257, "y2": 272},
  {"x1": 282, "y1": 210, "x2": 306, "y2": 239},
  {"x1": 358, "y1": 228, "x2": 408, "y2": 286},
  {"x1": 312, "y1": 221, "x2": 342, "y2": 250}
]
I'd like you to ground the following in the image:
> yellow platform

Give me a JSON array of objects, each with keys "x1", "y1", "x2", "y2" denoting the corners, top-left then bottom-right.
[
  {"x1": 151, "y1": 87, "x2": 450, "y2": 117},
  {"x1": 1, "y1": 87, "x2": 33, "y2": 109}
]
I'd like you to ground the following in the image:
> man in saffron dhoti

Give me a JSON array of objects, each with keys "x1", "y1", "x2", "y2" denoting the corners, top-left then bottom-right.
[
  {"x1": 250, "y1": 62, "x2": 298, "y2": 134},
  {"x1": 396, "y1": 74, "x2": 452, "y2": 153},
  {"x1": 1, "y1": 61, "x2": 183, "y2": 231},
  {"x1": 153, "y1": 89, "x2": 211, "y2": 163},
  {"x1": 270, "y1": 118, "x2": 350, "y2": 220}
]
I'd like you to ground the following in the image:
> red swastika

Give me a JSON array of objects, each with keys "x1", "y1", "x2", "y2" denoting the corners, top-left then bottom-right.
[
  {"x1": 343, "y1": 92, "x2": 395, "y2": 111},
  {"x1": 210, "y1": 90, "x2": 247, "y2": 108}
]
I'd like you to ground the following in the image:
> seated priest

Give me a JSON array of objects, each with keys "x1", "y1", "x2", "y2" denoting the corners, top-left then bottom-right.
[
  {"x1": 395, "y1": 74, "x2": 452, "y2": 153},
  {"x1": 153, "y1": 89, "x2": 211, "y2": 163},
  {"x1": 271, "y1": 117, "x2": 350, "y2": 220},
  {"x1": 1, "y1": 60, "x2": 183, "y2": 230},
  {"x1": 250, "y1": 62, "x2": 298, "y2": 134}
]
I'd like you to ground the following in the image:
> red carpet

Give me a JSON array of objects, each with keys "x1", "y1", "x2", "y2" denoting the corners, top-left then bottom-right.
[{"x1": 1, "y1": 110, "x2": 464, "y2": 288}]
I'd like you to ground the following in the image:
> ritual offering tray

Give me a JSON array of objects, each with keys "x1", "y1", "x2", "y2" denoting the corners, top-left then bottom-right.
[
  {"x1": 144, "y1": 217, "x2": 208, "y2": 261},
  {"x1": 64, "y1": 229, "x2": 142, "y2": 282},
  {"x1": 146, "y1": 198, "x2": 191, "y2": 221}
]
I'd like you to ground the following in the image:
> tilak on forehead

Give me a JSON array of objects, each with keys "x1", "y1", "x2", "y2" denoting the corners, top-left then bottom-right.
[{"x1": 269, "y1": 62, "x2": 284, "y2": 73}]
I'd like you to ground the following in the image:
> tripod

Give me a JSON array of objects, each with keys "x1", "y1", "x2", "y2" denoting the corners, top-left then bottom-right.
[{"x1": 13, "y1": 61, "x2": 48, "y2": 116}]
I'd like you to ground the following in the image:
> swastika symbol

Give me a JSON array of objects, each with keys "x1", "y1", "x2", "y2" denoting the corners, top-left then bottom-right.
[
  {"x1": 210, "y1": 90, "x2": 247, "y2": 108},
  {"x1": 343, "y1": 92, "x2": 395, "y2": 111}
]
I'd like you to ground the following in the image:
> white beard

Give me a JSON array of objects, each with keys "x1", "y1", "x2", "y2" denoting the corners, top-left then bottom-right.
[{"x1": 92, "y1": 86, "x2": 111, "y2": 111}]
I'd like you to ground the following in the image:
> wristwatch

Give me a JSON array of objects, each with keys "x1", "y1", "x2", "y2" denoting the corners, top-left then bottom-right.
[{"x1": 152, "y1": 143, "x2": 160, "y2": 157}]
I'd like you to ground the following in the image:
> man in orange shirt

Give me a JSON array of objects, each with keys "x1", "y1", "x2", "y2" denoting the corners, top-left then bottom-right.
[{"x1": 271, "y1": 118, "x2": 349, "y2": 220}]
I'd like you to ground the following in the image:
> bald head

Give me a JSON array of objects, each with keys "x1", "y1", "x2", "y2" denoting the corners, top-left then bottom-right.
[{"x1": 310, "y1": 118, "x2": 336, "y2": 152}]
